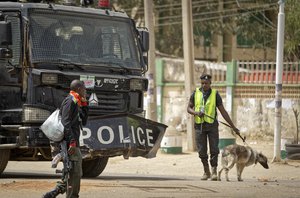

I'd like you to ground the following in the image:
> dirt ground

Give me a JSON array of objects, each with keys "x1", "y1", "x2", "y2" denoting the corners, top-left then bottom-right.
[{"x1": 1, "y1": 136, "x2": 300, "y2": 198}]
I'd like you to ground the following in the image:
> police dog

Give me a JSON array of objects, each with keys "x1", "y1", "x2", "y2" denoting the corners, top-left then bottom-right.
[{"x1": 218, "y1": 144, "x2": 269, "y2": 181}]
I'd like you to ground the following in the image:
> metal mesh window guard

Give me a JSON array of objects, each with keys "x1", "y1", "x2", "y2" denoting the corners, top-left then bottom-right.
[{"x1": 28, "y1": 9, "x2": 140, "y2": 69}]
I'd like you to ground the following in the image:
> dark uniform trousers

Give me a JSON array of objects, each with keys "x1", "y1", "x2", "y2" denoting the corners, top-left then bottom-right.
[{"x1": 195, "y1": 121, "x2": 219, "y2": 167}]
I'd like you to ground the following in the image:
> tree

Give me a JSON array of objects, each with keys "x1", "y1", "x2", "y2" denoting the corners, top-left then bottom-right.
[
  {"x1": 284, "y1": 0, "x2": 300, "y2": 61},
  {"x1": 112, "y1": 0, "x2": 184, "y2": 56},
  {"x1": 113, "y1": 0, "x2": 279, "y2": 58}
]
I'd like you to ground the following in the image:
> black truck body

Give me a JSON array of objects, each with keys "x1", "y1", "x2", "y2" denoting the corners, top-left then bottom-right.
[{"x1": 0, "y1": 2, "x2": 167, "y2": 177}]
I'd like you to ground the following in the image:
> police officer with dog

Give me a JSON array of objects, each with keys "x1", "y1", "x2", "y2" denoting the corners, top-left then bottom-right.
[
  {"x1": 43, "y1": 79, "x2": 89, "y2": 198},
  {"x1": 187, "y1": 74, "x2": 239, "y2": 181}
]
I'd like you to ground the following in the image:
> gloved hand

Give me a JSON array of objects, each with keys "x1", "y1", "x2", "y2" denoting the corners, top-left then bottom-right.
[{"x1": 68, "y1": 139, "x2": 76, "y2": 155}]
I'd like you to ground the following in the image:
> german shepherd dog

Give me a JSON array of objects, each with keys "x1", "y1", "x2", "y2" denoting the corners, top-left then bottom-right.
[{"x1": 218, "y1": 144, "x2": 269, "y2": 181}]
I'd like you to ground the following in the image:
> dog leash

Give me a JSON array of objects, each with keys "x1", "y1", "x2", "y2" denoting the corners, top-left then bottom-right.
[{"x1": 203, "y1": 114, "x2": 246, "y2": 143}]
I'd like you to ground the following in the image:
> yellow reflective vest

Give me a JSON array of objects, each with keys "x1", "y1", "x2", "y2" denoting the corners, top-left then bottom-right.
[{"x1": 194, "y1": 88, "x2": 217, "y2": 124}]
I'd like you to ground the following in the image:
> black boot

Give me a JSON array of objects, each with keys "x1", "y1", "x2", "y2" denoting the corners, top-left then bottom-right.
[
  {"x1": 201, "y1": 165, "x2": 211, "y2": 180},
  {"x1": 211, "y1": 167, "x2": 218, "y2": 181},
  {"x1": 42, "y1": 188, "x2": 60, "y2": 198},
  {"x1": 200, "y1": 159, "x2": 211, "y2": 180}
]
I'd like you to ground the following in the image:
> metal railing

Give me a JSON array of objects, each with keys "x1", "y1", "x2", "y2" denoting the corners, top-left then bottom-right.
[{"x1": 237, "y1": 61, "x2": 300, "y2": 84}]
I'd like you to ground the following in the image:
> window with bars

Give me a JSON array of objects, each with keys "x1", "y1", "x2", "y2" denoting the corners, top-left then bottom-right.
[{"x1": 28, "y1": 9, "x2": 140, "y2": 69}]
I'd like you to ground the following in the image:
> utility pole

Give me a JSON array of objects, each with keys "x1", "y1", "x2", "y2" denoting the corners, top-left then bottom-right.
[
  {"x1": 273, "y1": 0, "x2": 285, "y2": 162},
  {"x1": 182, "y1": 0, "x2": 196, "y2": 151},
  {"x1": 218, "y1": 0, "x2": 224, "y2": 62},
  {"x1": 144, "y1": 0, "x2": 157, "y2": 121}
]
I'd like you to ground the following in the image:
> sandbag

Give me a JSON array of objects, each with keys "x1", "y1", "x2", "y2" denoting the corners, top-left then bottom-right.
[{"x1": 40, "y1": 109, "x2": 64, "y2": 142}]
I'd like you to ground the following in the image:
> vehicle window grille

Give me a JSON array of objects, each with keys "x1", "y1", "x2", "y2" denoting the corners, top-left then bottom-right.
[{"x1": 28, "y1": 9, "x2": 140, "y2": 68}]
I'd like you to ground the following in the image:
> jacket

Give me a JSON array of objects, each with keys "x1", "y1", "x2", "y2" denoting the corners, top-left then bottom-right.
[{"x1": 60, "y1": 94, "x2": 89, "y2": 147}]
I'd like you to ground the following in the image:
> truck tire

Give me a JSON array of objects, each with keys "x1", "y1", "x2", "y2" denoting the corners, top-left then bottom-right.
[
  {"x1": 82, "y1": 157, "x2": 109, "y2": 178},
  {"x1": 0, "y1": 149, "x2": 10, "y2": 175}
]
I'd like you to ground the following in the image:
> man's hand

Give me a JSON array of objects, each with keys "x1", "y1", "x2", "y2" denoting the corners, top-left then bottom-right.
[
  {"x1": 81, "y1": 92, "x2": 87, "y2": 102},
  {"x1": 198, "y1": 112, "x2": 204, "y2": 118},
  {"x1": 68, "y1": 140, "x2": 76, "y2": 155},
  {"x1": 81, "y1": 97, "x2": 87, "y2": 103}
]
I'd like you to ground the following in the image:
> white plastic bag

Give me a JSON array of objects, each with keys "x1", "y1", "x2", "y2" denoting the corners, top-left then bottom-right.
[{"x1": 40, "y1": 109, "x2": 64, "y2": 142}]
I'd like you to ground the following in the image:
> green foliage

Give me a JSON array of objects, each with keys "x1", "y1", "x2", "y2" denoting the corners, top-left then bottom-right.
[
  {"x1": 235, "y1": 12, "x2": 275, "y2": 48},
  {"x1": 111, "y1": 0, "x2": 184, "y2": 56},
  {"x1": 285, "y1": 0, "x2": 300, "y2": 61},
  {"x1": 154, "y1": 0, "x2": 183, "y2": 56},
  {"x1": 154, "y1": 0, "x2": 279, "y2": 57}
]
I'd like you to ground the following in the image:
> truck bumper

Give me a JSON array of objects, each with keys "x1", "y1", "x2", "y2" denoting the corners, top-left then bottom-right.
[{"x1": 80, "y1": 113, "x2": 167, "y2": 159}]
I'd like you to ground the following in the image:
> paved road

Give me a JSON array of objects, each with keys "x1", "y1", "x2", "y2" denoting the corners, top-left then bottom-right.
[
  {"x1": 1, "y1": 140, "x2": 300, "y2": 198},
  {"x1": 1, "y1": 154, "x2": 300, "y2": 197},
  {"x1": 1, "y1": 169, "x2": 300, "y2": 198}
]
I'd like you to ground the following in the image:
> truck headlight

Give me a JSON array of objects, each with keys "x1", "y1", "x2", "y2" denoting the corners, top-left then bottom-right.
[
  {"x1": 23, "y1": 106, "x2": 51, "y2": 123},
  {"x1": 41, "y1": 73, "x2": 58, "y2": 84},
  {"x1": 130, "y1": 79, "x2": 145, "y2": 91}
]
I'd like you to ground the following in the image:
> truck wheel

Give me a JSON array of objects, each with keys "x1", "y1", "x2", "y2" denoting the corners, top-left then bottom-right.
[
  {"x1": 0, "y1": 149, "x2": 10, "y2": 175},
  {"x1": 82, "y1": 157, "x2": 109, "y2": 178}
]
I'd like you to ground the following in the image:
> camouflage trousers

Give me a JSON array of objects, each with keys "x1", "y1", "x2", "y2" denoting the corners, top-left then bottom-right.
[{"x1": 53, "y1": 147, "x2": 82, "y2": 198}]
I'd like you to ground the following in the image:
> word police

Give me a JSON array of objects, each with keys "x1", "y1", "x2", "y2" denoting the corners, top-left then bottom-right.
[{"x1": 80, "y1": 125, "x2": 154, "y2": 146}]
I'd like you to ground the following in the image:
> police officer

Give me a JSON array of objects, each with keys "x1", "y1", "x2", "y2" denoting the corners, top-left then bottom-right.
[
  {"x1": 187, "y1": 74, "x2": 239, "y2": 181},
  {"x1": 43, "y1": 79, "x2": 89, "y2": 198}
]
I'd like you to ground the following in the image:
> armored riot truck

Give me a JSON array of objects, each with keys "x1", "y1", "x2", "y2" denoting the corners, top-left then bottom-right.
[{"x1": 0, "y1": 1, "x2": 167, "y2": 177}]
